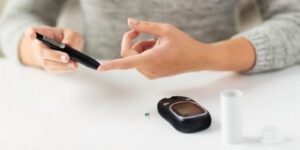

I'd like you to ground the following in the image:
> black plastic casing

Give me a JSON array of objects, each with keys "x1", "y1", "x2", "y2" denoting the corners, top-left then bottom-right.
[
  {"x1": 58, "y1": 45, "x2": 100, "y2": 70},
  {"x1": 157, "y1": 96, "x2": 211, "y2": 133},
  {"x1": 36, "y1": 33, "x2": 100, "y2": 70}
]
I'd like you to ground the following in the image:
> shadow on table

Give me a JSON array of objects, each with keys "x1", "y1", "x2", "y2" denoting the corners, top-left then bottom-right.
[{"x1": 65, "y1": 68, "x2": 139, "y2": 104}]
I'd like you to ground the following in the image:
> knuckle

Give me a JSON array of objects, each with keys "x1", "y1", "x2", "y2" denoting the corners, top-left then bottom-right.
[
  {"x1": 142, "y1": 23, "x2": 152, "y2": 31},
  {"x1": 162, "y1": 24, "x2": 175, "y2": 34}
]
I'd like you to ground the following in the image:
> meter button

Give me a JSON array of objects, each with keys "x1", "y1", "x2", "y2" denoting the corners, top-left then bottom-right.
[{"x1": 163, "y1": 102, "x2": 170, "y2": 106}]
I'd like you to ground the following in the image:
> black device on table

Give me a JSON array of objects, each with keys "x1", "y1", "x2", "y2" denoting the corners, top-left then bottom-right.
[
  {"x1": 36, "y1": 33, "x2": 100, "y2": 70},
  {"x1": 157, "y1": 96, "x2": 211, "y2": 133}
]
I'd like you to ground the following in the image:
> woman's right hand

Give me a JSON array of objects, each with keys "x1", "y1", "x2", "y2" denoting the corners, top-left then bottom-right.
[{"x1": 19, "y1": 26, "x2": 84, "y2": 73}]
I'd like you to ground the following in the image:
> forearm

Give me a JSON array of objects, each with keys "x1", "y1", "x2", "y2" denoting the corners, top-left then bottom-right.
[
  {"x1": 205, "y1": 0, "x2": 300, "y2": 73},
  {"x1": 236, "y1": 0, "x2": 300, "y2": 73}
]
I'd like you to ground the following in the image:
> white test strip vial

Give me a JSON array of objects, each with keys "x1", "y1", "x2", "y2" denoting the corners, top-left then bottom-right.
[{"x1": 221, "y1": 89, "x2": 243, "y2": 144}]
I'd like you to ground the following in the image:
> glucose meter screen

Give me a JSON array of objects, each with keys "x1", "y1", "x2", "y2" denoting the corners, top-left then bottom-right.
[{"x1": 172, "y1": 102, "x2": 205, "y2": 117}]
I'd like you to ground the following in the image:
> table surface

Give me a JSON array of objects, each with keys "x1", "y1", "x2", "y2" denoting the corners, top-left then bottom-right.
[{"x1": 0, "y1": 59, "x2": 299, "y2": 150}]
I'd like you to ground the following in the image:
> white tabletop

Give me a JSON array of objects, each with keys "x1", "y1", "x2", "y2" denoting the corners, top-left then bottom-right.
[{"x1": 0, "y1": 58, "x2": 299, "y2": 150}]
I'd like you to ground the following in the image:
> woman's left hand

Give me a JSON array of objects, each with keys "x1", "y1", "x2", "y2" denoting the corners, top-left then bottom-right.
[{"x1": 98, "y1": 18, "x2": 255, "y2": 79}]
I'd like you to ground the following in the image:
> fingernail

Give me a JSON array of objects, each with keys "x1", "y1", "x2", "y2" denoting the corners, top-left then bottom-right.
[
  {"x1": 128, "y1": 18, "x2": 139, "y2": 26},
  {"x1": 60, "y1": 55, "x2": 68, "y2": 62}
]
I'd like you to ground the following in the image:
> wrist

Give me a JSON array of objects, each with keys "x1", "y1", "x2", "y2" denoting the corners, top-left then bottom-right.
[{"x1": 207, "y1": 37, "x2": 256, "y2": 72}]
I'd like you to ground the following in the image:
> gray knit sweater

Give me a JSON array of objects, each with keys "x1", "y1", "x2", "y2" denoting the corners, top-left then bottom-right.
[{"x1": 1, "y1": 0, "x2": 300, "y2": 73}]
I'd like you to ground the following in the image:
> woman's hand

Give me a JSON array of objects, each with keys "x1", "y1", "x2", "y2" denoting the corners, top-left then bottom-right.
[
  {"x1": 99, "y1": 18, "x2": 215, "y2": 79},
  {"x1": 99, "y1": 18, "x2": 256, "y2": 79},
  {"x1": 20, "y1": 26, "x2": 84, "y2": 73}
]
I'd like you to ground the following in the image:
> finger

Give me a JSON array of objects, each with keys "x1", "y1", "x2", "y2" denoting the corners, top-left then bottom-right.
[
  {"x1": 32, "y1": 40, "x2": 70, "y2": 63},
  {"x1": 121, "y1": 39, "x2": 156, "y2": 57},
  {"x1": 98, "y1": 55, "x2": 144, "y2": 72},
  {"x1": 62, "y1": 30, "x2": 84, "y2": 50},
  {"x1": 121, "y1": 30, "x2": 140, "y2": 57},
  {"x1": 128, "y1": 18, "x2": 171, "y2": 37},
  {"x1": 26, "y1": 26, "x2": 63, "y2": 41},
  {"x1": 131, "y1": 39, "x2": 157, "y2": 53},
  {"x1": 41, "y1": 48, "x2": 70, "y2": 63},
  {"x1": 42, "y1": 59, "x2": 77, "y2": 71},
  {"x1": 121, "y1": 29, "x2": 139, "y2": 50}
]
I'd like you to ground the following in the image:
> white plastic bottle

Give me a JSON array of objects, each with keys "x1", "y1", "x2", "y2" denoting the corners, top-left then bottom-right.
[{"x1": 221, "y1": 89, "x2": 243, "y2": 144}]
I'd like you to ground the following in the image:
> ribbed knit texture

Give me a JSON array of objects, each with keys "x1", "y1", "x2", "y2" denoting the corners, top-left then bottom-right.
[{"x1": 1, "y1": 0, "x2": 300, "y2": 73}]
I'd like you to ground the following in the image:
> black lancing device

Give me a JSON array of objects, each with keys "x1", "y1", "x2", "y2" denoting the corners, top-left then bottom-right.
[{"x1": 36, "y1": 32, "x2": 100, "y2": 70}]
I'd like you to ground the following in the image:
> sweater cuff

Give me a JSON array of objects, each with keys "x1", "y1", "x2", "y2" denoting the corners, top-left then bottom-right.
[
  {"x1": 0, "y1": 20, "x2": 44, "y2": 65},
  {"x1": 234, "y1": 30, "x2": 274, "y2": 74}
]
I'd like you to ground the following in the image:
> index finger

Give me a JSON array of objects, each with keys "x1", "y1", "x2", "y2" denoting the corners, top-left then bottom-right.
[
  {"x1": 98, "y1": 54, "x2": 144, "y2": 72},
  {"x1": 128, "y1": 18, "x2": 168, "y2": 37}
]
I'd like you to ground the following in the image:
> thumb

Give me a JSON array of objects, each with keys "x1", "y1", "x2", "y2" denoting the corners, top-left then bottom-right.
[
  {"x1": 128, "y1": 18, "x2": 168, "y2": 37},
  {"x1": 62, "y1": 30, "x2": 84, "y2": 50}
]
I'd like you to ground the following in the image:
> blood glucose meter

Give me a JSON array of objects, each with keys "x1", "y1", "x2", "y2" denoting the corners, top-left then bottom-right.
[{"x1": 157, "y1": 96, "x2": 211, "y2": 133}]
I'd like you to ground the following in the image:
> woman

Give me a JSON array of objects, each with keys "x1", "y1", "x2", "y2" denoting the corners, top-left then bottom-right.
[{"x1": 1, "y1": 0, "x2": 300, "y2": 77}]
